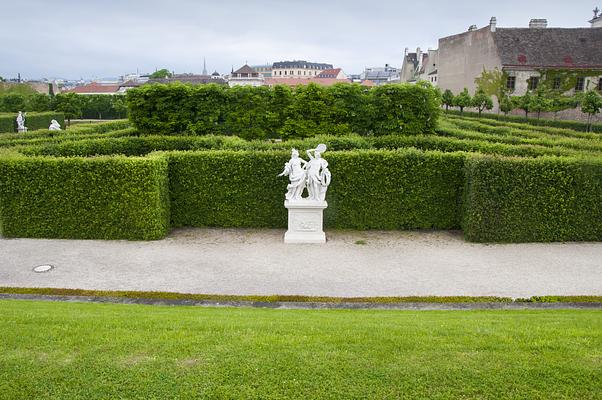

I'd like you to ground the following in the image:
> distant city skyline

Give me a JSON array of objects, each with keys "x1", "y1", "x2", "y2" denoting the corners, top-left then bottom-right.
[{"x1": 1, "y1": 0, "x2": 598, "y2": 80}]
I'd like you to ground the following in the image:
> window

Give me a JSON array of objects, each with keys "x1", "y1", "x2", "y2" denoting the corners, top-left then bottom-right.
[
  {"x1": 528, "y1": 76, "x2": 539, "y2": 90},
  {"x1": 552, "y1": 77, "x2": 562, "y2": 90},
  {"x1": 298, "y1": 71, "x2": 301, "y2": 75},
  {"x1": 506, "y1": 76, "x2": 516, "y2": 90},
  {"x1": 598, "y1": 78, "x2": 602, "y2": 91},
  {"x1": 575, "y1": 77, "x2": 585, "y2": 91}
]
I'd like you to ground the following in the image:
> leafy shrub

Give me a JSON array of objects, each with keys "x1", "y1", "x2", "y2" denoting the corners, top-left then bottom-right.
[
  {"x1": 463, "y1": 155, "x2": 602, "y2": 242},
  {"x1": 0, "y1": 153, "x2": 169, "y2": 240},
  {"x1": 0, "y1": 112, "x2": 65, "y2": 133}
]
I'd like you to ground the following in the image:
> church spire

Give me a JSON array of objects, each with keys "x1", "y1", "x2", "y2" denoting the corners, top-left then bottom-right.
[{"x1": 202, "y1": 57, "x2": 207, "y2": 75}]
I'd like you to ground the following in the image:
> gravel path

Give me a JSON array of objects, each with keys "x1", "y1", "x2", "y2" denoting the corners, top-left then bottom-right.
[{"x1": 1, "y1": 229, "x2": 600, "y2": 298}]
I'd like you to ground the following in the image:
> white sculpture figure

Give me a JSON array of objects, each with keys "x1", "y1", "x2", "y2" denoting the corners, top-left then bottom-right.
[
  {"x1": 278, "y1": 148, "x2": 307, "y2": 200},
  {"x1": 280, "y1": 144, "x2": 331, "y2": 243},
  {"x1": 16, "y1": 111, "x2": 27, "y2": 132},
  {"x1": 305, "y1": 144, "x2": 331, "y2": 201},
  {"x1": 49, "y1": 119, "x2": 62, "y2": 131}
]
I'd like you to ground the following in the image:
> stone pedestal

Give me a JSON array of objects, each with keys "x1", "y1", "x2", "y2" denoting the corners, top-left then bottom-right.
[{"x1": 284, "y1": 200, "x2": 327, "y2": 244}]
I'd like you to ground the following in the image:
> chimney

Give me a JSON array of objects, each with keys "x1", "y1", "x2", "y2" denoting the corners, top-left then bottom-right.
[
  {"x1": 416, "y1": 47, "x2": 423, "y2": 72},
  {"x1": 529, "y1": 19, "x2": 548, "y2": 28},
  {"x1": 590, "y1": 6, "x2": 602, "y2": 28},
  {"x1": 490, "y1": 17, "x2": 497, "y2": 32}
]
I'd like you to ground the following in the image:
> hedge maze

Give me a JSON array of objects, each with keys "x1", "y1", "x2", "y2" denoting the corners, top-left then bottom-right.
[{"x1": 0, "y1": 83, "x2": 600, "y2": 242}]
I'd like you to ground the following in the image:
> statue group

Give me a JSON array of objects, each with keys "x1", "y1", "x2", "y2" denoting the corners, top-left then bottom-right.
[{"x1": 279, "y1": 144, "x2": 331, "y2": 202}]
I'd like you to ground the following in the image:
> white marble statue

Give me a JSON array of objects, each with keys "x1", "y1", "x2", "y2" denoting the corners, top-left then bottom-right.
[
  {"x1": 279, "y1": 144, "x2": 331, "y2": 202},
  {"x1": 280, "y1": 144, "x2": 331, "y2": 243},
  {"x1": 278, "y1": 148, "x2": 307, "y2": 200},
  {"x1": 49, "y1": 119, "x2": 62, "y2": 131},
  {"x1": 305, "y1": 144, "x2": 331, "y2": 201},
  {"x1": 16, "y1": 111, "x2": 27, "y2": 132}
]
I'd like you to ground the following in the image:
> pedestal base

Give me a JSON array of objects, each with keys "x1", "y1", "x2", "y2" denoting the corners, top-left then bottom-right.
[{"x1": 284, "y1": 200, "x2": 327, "y2": 244}]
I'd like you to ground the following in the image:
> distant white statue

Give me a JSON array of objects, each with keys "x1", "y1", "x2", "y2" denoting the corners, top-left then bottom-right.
[
  {"x1": 278, "y1": 149, "x2": 307, "y2": 200},
  {"x1": 305, "y1": 144, "x2": 331, "y2": 201},
  {"x1": 279, "y1": 144, "x2": 331, "y2": 202},
  {"x1": 16, "y1": 111, "x2": 27, "y2": 132},
  {"x1": 49, "y1": 119, "x2": 62, "y2": 131}
]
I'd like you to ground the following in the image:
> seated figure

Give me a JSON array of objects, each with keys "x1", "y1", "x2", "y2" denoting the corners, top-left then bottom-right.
[{"x1": 49, "y1": 120, "x2": 62, "y2": 131}]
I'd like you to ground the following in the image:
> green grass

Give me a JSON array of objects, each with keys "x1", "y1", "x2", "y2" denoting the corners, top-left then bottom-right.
[{"x1": 0, "y1": 300, "x2": 600, "y2": 399}]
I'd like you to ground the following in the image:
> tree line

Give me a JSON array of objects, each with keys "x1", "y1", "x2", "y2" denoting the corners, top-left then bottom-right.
[
  {"x1": 0, "y1": 84, "x2": 127, "y2": 124},
  {"x1": 441, "y1": 87, "x2": 602, "y2": 131}
]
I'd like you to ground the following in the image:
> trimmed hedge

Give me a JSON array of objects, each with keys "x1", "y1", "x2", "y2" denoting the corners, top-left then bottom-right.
[
  {"x1": 126, "y1": 82, "x2": 441, "y2": 137},
  {"x1": 0, "y1": 112, "x2": 65, "y2": 133},
  {"x1": 0, "y1": 153, "x2": 169, "y2": 240},
  {"x1": 18, "y1": 132, "x2": 594, "y2": 159},
  {"x1": 463, "y1": 155, "x2": 602, "y2": 242},
  {"x1": 168, "y1": 149, "x2": 466, "y2": 230},
  {"x1": 447, "y1": 110, "x2": 602, "y2": 133}
]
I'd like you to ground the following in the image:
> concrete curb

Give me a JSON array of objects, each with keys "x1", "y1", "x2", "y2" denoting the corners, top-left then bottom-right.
[{"x1": 1, "y1": 293, "x2": 601, "y2": 310}]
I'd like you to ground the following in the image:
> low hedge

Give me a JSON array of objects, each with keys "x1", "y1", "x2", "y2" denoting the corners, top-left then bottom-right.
[
  {"x1": 446, "y1": 110, "x2": 602, "y2": 133},
  {"x1": 0, "y1": 153, "x2": 169, "y2": 240},
  {"x1": 16, "y1": 132, "x2": 593, "y2": 159},
  {"x1": 0, "y1": 112, "x2": 65, "y2": 133},
  {"x1": 463, "y1": 155, "x2": 602, "y2": 242},
  {"x1": 168, "y1": 149, "x2": 466, "y2": 230}
]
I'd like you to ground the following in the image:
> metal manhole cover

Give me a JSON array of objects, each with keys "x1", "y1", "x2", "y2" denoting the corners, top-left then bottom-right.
[{"x1": 33, "y1": 264, "x2": 54, "y2": 273}]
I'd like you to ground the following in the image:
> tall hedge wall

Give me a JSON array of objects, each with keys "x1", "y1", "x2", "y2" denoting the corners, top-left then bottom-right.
[
  {"x1": 126, "y1": 83, "x2": 441, "y2": 138},
  {"x1": 168, "y1": 149, "x2": 465, "y2": 230},
  {"x1": 0, "y1": 112, "x2": 65, "y2": 133},
  {"x1": 463, "y1": 156, "x2": 602, "y2": 242},
  {"x1": 0, "y1": 153, "x2": 169, "y2": 240}
]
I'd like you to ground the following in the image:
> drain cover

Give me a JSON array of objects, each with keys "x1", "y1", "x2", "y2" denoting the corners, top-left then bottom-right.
[{"x1": 33, "y1": 264, "x2": 54, "y2": 273}]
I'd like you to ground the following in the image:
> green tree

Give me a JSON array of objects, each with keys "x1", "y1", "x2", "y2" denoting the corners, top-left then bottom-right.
[
  {"x1": 499, "y1": 96, "x2": 514, "y2": 115},
  {"x1": 111, "y1": 95, "x2": 128, "y2": 119},
  {"x1": 474, "y1": 68, "x2": 507, "y2": 106},
  {"x1": 580, "y1": 90, "x2": 602, "y2": 132},
  {"x1": 515, "y1": 92, "x2": 534, "y2": 120},
  {"x1": 53, "y1": 93, "x2": 83, "y2": 126},
  {"x1": 442, "y1": 89, "x2": 454, "y2": 112},
  {"x1": 0, "y1": 76, "x2": 5, "y2": 82},
  {"x1": 453, "y1": 88, "x2": 472, "y2": 115},
  {"x1": 549, "y1": 94, "x2": 577, "y2": 120},
  {"x1": 28, "y1": 93, "x2": 52, "y2": 111},
  {"x1": 0, "y1": 93, "x2": 28, "y2": 112},
  {"x1": 471, "y1": 89, "x2": 493, "y2": 116},
  {"x1": 530, "y1": 88, "x2": 553, "y2": 120},
  {"x1": 149, "y1": 69, "x2": 172, "y2": 79}
]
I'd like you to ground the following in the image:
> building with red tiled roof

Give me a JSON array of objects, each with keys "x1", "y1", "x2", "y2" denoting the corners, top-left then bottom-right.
[
  {"x1": 316, "y1": 68, "x2": 347, "y2": 80},
  {"x1": 264, "y1": 77, "x2": 375, "y2": 88},
  {"x1": 63, "y1": 82, "x2": 121, "y2": 95}
]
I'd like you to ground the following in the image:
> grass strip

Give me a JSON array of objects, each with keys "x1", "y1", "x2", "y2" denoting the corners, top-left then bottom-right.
[{"x1": 1, "y1": 287, "x2": 601, "y2": 304}]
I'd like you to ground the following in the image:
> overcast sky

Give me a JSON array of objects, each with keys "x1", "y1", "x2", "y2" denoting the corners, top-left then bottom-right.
[{"x1": 0, "y1": 0, "x2": 598, "y2": 80}]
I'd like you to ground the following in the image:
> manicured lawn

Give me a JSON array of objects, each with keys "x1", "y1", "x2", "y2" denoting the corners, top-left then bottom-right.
[{"x1": 0, "y1": 300, "x2": 600, "y2": 399}]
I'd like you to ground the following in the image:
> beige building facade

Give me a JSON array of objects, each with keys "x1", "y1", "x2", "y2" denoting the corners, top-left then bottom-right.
[
  {"x1": 437, "y1": 14, "x2": 602, "y2": 97},
  {"x1": 271, "y1": 61, "x2": 333, "y2": 79}
]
